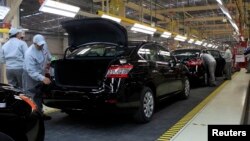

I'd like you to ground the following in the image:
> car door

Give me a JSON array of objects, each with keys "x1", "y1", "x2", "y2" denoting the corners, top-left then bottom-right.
[
  {"x1": 156, "y1": 45, "x2": 182, "y2": 97},
  {"x1": 137, "y1": 44, "x2": 165, "y2": 97}
]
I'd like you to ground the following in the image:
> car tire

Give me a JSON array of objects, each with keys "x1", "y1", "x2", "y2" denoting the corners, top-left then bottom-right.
[
  {"x1": 33, "y1": 119, "x2": 45, "y2": 141},
  {"x1": 0, "y1": 132, "x2": 15, "y2": 141},
  {"x1": 134, "y1": 87, "x2": 155, "y2": 123},
  {"x1": 179, "y1": 77, "x2": 190, "y2": 99}
]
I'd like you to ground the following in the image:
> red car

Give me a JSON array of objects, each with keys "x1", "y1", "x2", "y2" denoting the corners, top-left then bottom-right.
[
  {"x1": 172, "y1": 48, "x2": 226, "y2": 86},
  {"x1": 171, "y1": 49, "x2": 207, "y2": 86}
]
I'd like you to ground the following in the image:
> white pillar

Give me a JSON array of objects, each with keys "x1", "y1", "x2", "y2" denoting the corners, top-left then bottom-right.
[
  {"x1": 1, "y1": 0, "x2": 22, "y2": 84},
  {"x1": 63, "y1": 36, "x2": 68, "y2": 53}
]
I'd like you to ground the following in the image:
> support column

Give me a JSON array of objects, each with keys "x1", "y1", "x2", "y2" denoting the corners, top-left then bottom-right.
[
  {"x1": 1, "y1": 0, "x2": 22, "y2": 84},
  {"x1": 63, "y1": 36, "x2": 68, "y2": 53}
]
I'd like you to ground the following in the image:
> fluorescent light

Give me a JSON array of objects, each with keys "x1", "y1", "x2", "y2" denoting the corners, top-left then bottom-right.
[
  {"x1": 138, "y1": 48, "x2": 151, "y2": 54},
  {"x1": 174, "y1": 35, "x2": 187, "y2": 42},
  {"x1": 0, "y1": 6, "x2": 10, "y2": 20},
  {"x1": 195, "y1": 40, "x2": 203, "y2": 45},
  {"x1": 133, "y1": 23, "x2": 156, "y2": 32},
  {"x1": 207, "y1": 44, "x2": 213, "y2": 48},
  {"x1": 131, "y1": 23, "x2": 156, "y2": 35},
  {"x1": 218, "y1": 4, "x2": 232, "y2": 20},
  {"x1": 216, "y1": 0, "x2": 223, "y2": 5},
  {"x1": 161, "y1": 31, "x2": 172, "y2": 38},
  {"x1": 188, "y1": 39, "x2": 194, "y2": 43},
  {"x1": 131, "y1": 27, "x2": 155, "y2": 35},
  {"x1": 39, "y1": 0, "x2": 80, "y2": 18},
  {"x1": 101, "y1": 14, "x2": 121, "y2": 23},
  {"x1": 203, "y1": 43, "x2": 207, "y2": 47}
]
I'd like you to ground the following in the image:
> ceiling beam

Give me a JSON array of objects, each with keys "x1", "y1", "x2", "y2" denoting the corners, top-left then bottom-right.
[
  {"x1": 155, "y1": 3, "x2": 236, "y2": 13},
  {"x1": 188, "y1": 23, "x2": 231, "y2": 28},
  {"x1": 92, "y1": 0, "x2": 107, "y2": 2},
  {"x1": 4, "y1": 0, "x2": 23, "y2": 22},
  {"x1": 158, "y1": 16, "x2": 231, "y2": 24},
  {"x1": 184, "y1": 16, "x2": 225, "y2": 22},
  {"x1": 78, "y1": 11, "x2": 99, "y2": 17},
  {"x1": 125, "y1": 2, "x2": 170, "y2": 23},
  {"x1": 206, "y1": 31, "x2": 234, "y2": 35}
]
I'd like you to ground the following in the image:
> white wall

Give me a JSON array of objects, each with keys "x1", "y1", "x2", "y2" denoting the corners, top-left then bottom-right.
[{"x1": 25, "y1": 33, "x2": 65, "y2": 59}]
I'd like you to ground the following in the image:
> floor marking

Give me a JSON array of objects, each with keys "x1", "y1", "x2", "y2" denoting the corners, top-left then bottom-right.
[{"x1": 157, "y1": 72, "x2": 239, "y2": 141}]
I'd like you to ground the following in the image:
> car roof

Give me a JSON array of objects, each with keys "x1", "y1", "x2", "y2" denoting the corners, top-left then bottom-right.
[{"x1": 173, "y1": 48, "x2": 201, "y2": 52}]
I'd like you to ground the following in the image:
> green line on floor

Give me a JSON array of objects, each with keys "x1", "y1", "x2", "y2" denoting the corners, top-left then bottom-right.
[{"x1": 157, "y1": 72, "x2": 239, "y2": 141}]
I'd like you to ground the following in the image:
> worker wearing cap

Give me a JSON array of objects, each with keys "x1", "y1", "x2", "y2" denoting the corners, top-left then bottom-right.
[
  {"x1": 33, "y1": 34, "x2": 52, "y2": 73},
  {"x1": 0, "y1": 28, "x2": 28, "y2": 89},
  {"x1": 23, "y1": 34, "x2": 51, "y2": 120}
]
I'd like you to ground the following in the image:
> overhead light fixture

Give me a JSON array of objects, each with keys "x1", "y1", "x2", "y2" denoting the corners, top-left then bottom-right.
[
  {"x1": 195, "y1": 40, "x2": 203, "y2": 45},
  {"x1": 161, "y1": 31, "x2": 172, "y2": 38},
  {"x1": 174, "y1": 35, "x2": 187, "y2": 42},
  {"x1": 131, "y1": 23, "x2": 156, "y2": 35},
  {"x1": 216, "y1": 0, "x2": 223, "y2": 5},
  {"x1": 218, "y1": 4, "x2": 232, "y2": 20},
  {"x1": 0, "y1": 6, "x2": 10, "y2": 20},
  {"x1": 216, "y1": 0, "x2": 239, "y2": 34},
  {"x1": 39, "y1": 0, "x2": 80, "y2": 18},
  {"x1": 203, "y1": 43, "x2": 208, "y2": 47},
  {"x1": 188, "y1": 39, "x2": 194, "y2": 43},
  {"x1": 101, "y1": 14, "x2": 121, "y2": 23},
  {"x1": 207, "y1": 44, "x2": 213, "y2": 48}
]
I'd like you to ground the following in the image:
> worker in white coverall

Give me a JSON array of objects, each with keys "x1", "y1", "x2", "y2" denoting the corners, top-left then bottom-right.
[
  {"x1": 0, "y1": 28, "x2": 28, "y2": 89},
  {"x1": 200, "y1": 50, "x2": 217, "y2": 87},
  {"x1": 23, "y1": 34, "x2": 52, "y2": 120},
  {"x1": 223, "y1": 47, "x2": 233, "y2": 80}
]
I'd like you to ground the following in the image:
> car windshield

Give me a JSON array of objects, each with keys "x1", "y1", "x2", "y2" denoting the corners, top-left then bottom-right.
[
  {"x1": 172, "y1": 50, "x2": 200, "y2": 61},
  {"x1": 66, "y1": 43, "x2": 125, "y2": 59}
]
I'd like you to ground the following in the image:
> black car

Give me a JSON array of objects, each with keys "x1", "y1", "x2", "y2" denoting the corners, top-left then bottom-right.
[
  {"x1": 43, "y1": 18, "x2": 190, "y2": 123},
  {"x1": 205, "y1": 49, "x2": 226, "y2": 77},
  {"x1": 171, "y1": 49, "x2": 207, "y2": 85},
  {"x1": 0, "y1": 83, "x2": 44, "y2": 141},
  {"x1": 172, "y1": 48, "x2": 226, "y2": 85}
]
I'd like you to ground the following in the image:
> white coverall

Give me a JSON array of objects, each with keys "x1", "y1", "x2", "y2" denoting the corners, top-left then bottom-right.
[
  {"x1": 0, "y1": 37, "x2": 28, "y2": 88},
  {"x1": 201, "y1": 53, "x2": 217, "y2": 86}
]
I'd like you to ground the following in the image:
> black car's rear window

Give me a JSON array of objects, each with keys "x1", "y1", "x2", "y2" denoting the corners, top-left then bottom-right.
[
  {"x1": 206, "y1": 50, "x2": 220, "y2": 58},
  {"x1": 66, "y1": 44, "x2": 127, "y2": 58},
  {"x1": 172, "y1": 50, "x2": 200, "y2": 60}
]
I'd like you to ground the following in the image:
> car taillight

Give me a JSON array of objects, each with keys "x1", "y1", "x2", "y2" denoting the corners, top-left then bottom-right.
[
  {"x1": 19, "y1": 95, "x2": 37, "y2": 111},
  {"x1": 106, "y1": 64, "x2": 133, "y2": 78},
  {"x1": 187, "y1": 59, "x2": 202, "y2": 66}
]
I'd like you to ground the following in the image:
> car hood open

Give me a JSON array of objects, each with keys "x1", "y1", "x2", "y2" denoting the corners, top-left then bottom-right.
[{"x1": 62, "y1": 18, "x2": 128, "y2": 48}]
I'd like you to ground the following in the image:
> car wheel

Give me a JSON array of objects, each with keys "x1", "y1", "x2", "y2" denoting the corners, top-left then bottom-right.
[
  {"x1": 0, "y1": 132, "x2": 15, "y2": 141},
  {"x1": 134, "y1": 87, "x2": 154, "y2": 123},
  {"x1": 35, "y1": 119, "x2": 45, "y2": 141},
  {"x1": 180, "y1": 77, "x2": 190, "y2": 99},
  {"x1": 26, "y1": 114, "x2": 45, "y2": 141}
]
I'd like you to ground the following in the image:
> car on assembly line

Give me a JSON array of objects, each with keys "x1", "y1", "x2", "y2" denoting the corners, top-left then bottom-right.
[
  {"x1": 171, "y1": 49, "x2": 207, "y2": 85},
  {"x1": 43, "y1": 18, "x2": 190, "y2": 123},
  {"x1": 0, "y1": 83, "x2": 44, "y2": 141},
  {"x1": 171, "y1": 48, "x2": 226, "y2": 86},
  {"x1": 205, "y1": 49, "x2": 226, "y2": 77}
]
